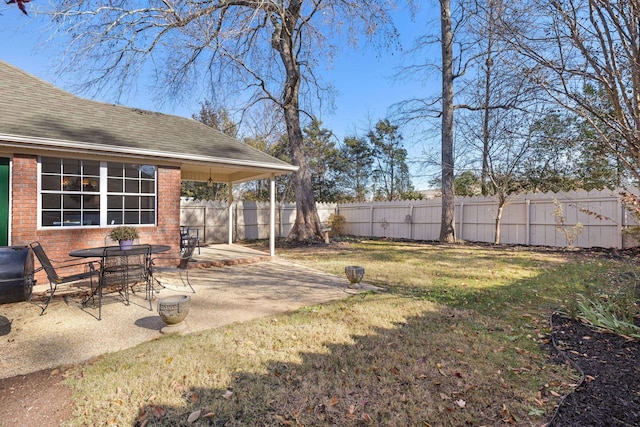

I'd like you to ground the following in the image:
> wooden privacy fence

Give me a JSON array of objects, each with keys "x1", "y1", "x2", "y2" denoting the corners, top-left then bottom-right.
[{"x1": 180, "y1": 189, "x2": 639, "y2": 249}]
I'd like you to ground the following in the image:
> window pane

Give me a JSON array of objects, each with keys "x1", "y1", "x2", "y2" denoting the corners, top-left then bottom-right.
[
  {"x1": 125, "y1": 179, "x2": 139, "y2": 193},
  {"x1": 83, "y1": 195, "x2": 99, "y2": 209},
  {"x1": 140, "y1": 211, "x2": 155, "y2": 224},
  {"x1": 125, "y1": 164, "x2": 139, "y2": 178},
  {"x1": 63, "y1": 195, "x2": 81, "y2": 209},
  {"x1": 83, "y1": 160, "x2": 100, "y2": 176},
  {"x1": 108, "y1": 195, "x2": 123, "y2": 209},
  {"x1": 63, "y1": 212, "x2": 82, "y2": 225},
  {"x1": 140, "y1": 196, "x2": 154, "y2": 209},
  {"x1": 107, "y1": 212, "x2": 122, "y2": 225},
  {"x1": 42, "y1": 211, "x2": 61, "y2": 227},
  {"x1": 140, "y1": 180, "x2": 154, "y2": 194},
  {"x1": 124, "y1": 212, "x2": 139, "y2": 224},
  {"x1": 82, "y1": 212, "x2": 100, "y2": 226},
  {"x1": 63, "y1": 159, "x2": 81, "y2": 175},
  {"x1": 82, "y1": 178, "x2": 99, "y2": 192},
  {"x1": 108, "y1": 163, "x2": 123, "y2": 177},
  {"x1": 63, "y1": 176, "x2": 81, "y2": 191},
  {"x1": 108, "y1": 178, "x2": 123, "y2": 192},
  {"x1": 41, "y1": 157, "x2": 60, "y2": 174},
  {"x1": 42, "y1": 175, "x2": 61, "y2": 191},
  {"x1": 140, "y1": 165, "x2": 156, "y2": 179},
  {"x1": 42, "y1": 194, "x2": 61, "y2": 209},
  {"x1": 124, "y1": 196, "x2": 139, "y2": 209}
]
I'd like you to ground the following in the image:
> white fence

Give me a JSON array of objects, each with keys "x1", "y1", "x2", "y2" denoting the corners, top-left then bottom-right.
[
  {"x1": 180, "y1": 189, "x2": 639, "y2": 248},
  {"x1": 180, "y1": 199, "x2": 337, "y2": 242}
]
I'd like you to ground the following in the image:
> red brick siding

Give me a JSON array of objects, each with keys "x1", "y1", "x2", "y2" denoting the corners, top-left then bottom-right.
[{"x1": 10, "y1": 155, "x2": 182, "y2": 283}]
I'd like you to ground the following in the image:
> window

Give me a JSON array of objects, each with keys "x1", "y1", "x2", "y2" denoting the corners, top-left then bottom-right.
[
  {"x1": 40, "y1": 157, "x2": 157, "y2": 228},
  {"x1": 106, "y1": 163, "x2": 156, "y2": 225}
]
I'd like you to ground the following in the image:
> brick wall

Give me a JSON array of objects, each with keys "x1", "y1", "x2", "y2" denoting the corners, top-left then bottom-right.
[{"x1": 11, "y1": 155, "x2": 182, "y2": 283}]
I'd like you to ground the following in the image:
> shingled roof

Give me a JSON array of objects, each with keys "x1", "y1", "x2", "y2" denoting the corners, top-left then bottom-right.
[{"x1": 0, "y1": 61, "x2": 296, "y2": 183}]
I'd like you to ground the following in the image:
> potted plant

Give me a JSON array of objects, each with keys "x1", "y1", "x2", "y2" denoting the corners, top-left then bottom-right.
[{"x1": 109, "y1": 226, "x2": 140, "y2": 250}]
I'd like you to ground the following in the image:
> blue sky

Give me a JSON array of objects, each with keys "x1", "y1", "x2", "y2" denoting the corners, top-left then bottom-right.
[{"x1": 0, "y1": 3, "x2": 440, "y2": 188}]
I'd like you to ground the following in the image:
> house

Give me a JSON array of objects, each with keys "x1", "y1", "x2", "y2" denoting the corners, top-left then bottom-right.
[{"x1": 0, "y1": 61, "x2": 297, "y2": 272}]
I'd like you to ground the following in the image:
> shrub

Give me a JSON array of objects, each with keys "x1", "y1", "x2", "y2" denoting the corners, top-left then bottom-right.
[
  {"x1": 109, "y1": 226, "x2": 140, "y2": 242},
  {"x1": 327, "y1": 213, "x2": 346, "y2": 237}
]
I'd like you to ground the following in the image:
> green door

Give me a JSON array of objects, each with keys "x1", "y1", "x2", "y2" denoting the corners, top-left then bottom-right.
[{"x1": 0, "y1": 158, "x2": 9, "y2": 246}]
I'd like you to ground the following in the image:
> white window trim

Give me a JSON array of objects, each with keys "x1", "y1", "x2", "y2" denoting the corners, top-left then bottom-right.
[{"x1": 38, "y1": 158, "x2": 158, "y2": 229}]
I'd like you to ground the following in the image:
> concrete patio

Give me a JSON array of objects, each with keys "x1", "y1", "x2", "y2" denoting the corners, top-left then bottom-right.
[{"x1": 0, "y1": 245, "x2": 373, "y2": 380}]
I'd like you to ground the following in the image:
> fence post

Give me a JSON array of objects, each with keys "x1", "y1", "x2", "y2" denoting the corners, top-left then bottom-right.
[
  {"x1": 369, "y1": 205, "x2": 374, "y2": 237},
  {"x1": 525, "y1": 199, "x2": 530, "y2": 246},
  {"x1": 618, "y1": 196, "x2": 624, "y2": 249},
  {"x1": 459, "y1": 202, "x2": 464, "y2": 241},
  {"x1": 408, "y1": 204, "x2": 414, "y2": 240}
]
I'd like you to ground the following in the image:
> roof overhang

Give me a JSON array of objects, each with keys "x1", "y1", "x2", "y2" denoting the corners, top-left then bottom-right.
[{"x1": 0, "y1": 133, "x2": 298, "y2": 184}]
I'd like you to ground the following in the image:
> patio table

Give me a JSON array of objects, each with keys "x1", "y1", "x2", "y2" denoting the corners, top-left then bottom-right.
[
  {"x1": 70, "y1": 245, "x2": 171, "y2": 320},
  {"x1": 69, "y1": 244, "x2": 171, "y2": 258}
]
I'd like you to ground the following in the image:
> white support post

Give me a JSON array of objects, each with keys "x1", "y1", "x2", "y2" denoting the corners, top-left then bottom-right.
[
  {"x1": 270, "y1": 175, "x2": 276, "y2": 257},
  {"x1": 228, "y1": 184, "x2": 233, "y2": 245}
]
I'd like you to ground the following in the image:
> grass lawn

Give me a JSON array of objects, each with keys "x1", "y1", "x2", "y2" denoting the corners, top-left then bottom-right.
[{"x1": 60, "y1": 239, "x2": 631, "y2": 426}]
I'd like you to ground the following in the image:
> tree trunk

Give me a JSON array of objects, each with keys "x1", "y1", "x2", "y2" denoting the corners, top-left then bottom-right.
[
  {"x1": 440, "y1": 0, "x2": 456, "y2": 243},
  {"x1": 272, "y1": 1, "x2": 323, "y2": 241},
  {"x1": 494, "y1": 201, "x2": 504, "y2": 244},
  {"x1": 481, "y1": 22, "x2": 494, "y2": 196},
  {"x1": 285, "y1": 103, "x2": 323, "y2": 240}
]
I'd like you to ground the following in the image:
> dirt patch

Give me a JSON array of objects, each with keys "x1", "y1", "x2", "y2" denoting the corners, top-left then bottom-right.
[{"x1": 0, "y1": 368, "x2": 73, "y2": 427}]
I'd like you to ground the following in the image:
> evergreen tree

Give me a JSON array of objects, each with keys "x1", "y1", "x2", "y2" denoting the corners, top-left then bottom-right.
[
  {"x1": 338, "y1": 136, "x2": 374, "y2": 202},
  {"x1": 368, "y1": 119, "x2": 414, "y2": 201}
]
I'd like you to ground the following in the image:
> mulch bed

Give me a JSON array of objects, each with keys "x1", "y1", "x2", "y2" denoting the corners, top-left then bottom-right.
[{"x1": 549, "y1": 313, "x2": 640, "y2": 426}]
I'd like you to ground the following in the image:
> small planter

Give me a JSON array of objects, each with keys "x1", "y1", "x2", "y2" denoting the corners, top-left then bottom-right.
[
  {"x1": 345, "y1": 266, "x2": 365, "y2": 288},
  {"x1": 157, "y1": 295, "x2": 191, "y2": 334},
  {"x1": 109, "y1": 226, "x2": 140, "y2": 249},
  {"x1": 119, "y1": 239, "x2": 134, "y2": 250}
]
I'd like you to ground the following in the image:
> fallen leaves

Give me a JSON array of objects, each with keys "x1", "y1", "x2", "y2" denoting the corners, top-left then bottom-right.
[{"x1": 187, "y1": 409, "x2": 201, "y2": 423}]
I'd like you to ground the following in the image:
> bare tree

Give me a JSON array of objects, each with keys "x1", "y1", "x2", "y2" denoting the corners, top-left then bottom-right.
[
  {"x1": 395, "y1": 0, "x2": 494, "y2": 243},
  {"x1": 501, "y1": 0, "x2": 640, "y2": 183},
  {"x1": 439, "y1": 0, "x2": 457, "y2": 242},
  {"x1": 46, "y1": 0, "x2": 397, "y2": 241}
]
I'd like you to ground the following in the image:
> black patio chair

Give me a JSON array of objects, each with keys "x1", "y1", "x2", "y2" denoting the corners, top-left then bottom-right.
[
  {"x1": 180, "y1": 226, "x2": 201, "y2": 254},
  {"x1": 92, "y1": 245, "x2": 152, "y2": 320},
  {"x1": 151, "y1": 236, "x2": 197, "y2": 294},
  {"x1": 29, "y1": 241, "x2": 99, "y2": 315}
]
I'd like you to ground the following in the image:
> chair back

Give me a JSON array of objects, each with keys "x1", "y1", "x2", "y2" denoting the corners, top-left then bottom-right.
[
  {"x1": 178, "y1": 237, "x2": 197, "y2": 269},
  {"x1": 102, "y1": 245, "x2": 151, "y2": 286},
  {"x1": 29, "y1": 242, "x2": 61, "y2": 283},
  {"x1": 125, "y1": 245, "x2": 152, "y2": 283}
]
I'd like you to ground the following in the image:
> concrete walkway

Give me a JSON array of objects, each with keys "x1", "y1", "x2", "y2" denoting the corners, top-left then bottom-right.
[{"x1": 0, "y1": 257, "x2": 372, "y2": 379}]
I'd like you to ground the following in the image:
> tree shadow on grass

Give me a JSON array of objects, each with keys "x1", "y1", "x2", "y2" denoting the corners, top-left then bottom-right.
[{"x1": 132, "y1": 303, "x2": 565, "y2": 427}]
